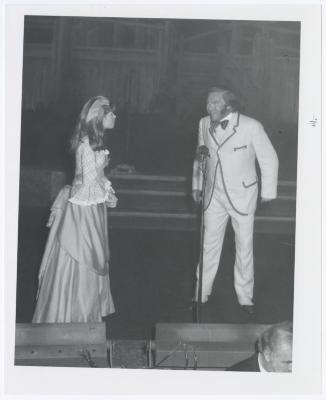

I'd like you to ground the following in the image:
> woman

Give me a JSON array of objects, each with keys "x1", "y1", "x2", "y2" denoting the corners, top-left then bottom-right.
[{"x1": 32, "y1": 96, "x2": 117, "y2": 323}]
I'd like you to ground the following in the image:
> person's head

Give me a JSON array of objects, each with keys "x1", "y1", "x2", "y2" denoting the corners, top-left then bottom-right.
[
  {"x1": 206, "y1": 87, "x2": 239, "y2": 122},
  {"x1": 70, "y1": 95, "x2": 116, "y2": 152},
  {"x1": 258, "y1": 321, "x2": 293, "y2": 372}
]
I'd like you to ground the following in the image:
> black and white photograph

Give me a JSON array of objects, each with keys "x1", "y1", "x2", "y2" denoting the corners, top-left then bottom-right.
[{"x1": 3, "y1": 2, "x2": 323, "y2": 397}]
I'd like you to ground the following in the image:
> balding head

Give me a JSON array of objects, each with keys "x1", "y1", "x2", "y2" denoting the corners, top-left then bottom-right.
[{"x1": 258, "y1": 321, "x2": 293, "y2": 372}]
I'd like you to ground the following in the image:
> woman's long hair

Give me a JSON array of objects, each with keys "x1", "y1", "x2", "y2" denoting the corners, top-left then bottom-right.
[{"x1": 70, "y1": 96, "x2": 115, "y2": 152}]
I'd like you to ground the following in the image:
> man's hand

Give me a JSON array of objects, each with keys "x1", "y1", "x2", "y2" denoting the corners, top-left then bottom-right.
[
  {"x1": 192, "y1": 190, "x2": 202, "y2": 204},
  {"x1": 261, "y1": 197, "x2": 274, "y2": 203}
]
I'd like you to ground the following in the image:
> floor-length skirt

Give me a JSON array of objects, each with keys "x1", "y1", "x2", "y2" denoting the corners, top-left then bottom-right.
[{"x1": 32, "y1": 186, "x2": 115, "y2": 323}]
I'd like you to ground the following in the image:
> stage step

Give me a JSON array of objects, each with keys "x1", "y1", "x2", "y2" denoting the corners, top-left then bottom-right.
[
  {"x1": 109, "y1": 173, "x2": 191, "y2": 192},
  {"x1": 19, "y1": 168, "x2": 296, "y2": 234},
  {"x1": 110, "y1": 173, "x2": 296, "y2": 197},
  {"x1": 108, "y1": 173, "x2": 296, "y2": 234},
  {"x1": 110, "y1": 189, "x2": 295, "y2": 217},
  {"x1": 107, "y1": 211, "x2": 294, "y2": 234}
]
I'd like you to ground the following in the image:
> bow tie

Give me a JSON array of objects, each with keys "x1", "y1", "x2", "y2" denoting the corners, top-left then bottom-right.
[{"x1": 210, "y1": 119, "x2": 229, "y2": 132}]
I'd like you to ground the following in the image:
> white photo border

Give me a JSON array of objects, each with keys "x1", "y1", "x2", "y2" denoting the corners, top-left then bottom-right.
[{"x1": 4, "y1": 2, "x2": 323, "y2": 397}]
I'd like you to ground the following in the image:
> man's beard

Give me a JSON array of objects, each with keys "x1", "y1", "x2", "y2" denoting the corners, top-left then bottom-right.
[{"x1": 209, "y1": 105, "x2": 229, "y2": 122}]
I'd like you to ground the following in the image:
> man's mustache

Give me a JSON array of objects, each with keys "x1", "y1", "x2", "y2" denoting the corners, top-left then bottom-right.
[{"x1": 209, "y1": 105, "x2": 229, "y2": 120}]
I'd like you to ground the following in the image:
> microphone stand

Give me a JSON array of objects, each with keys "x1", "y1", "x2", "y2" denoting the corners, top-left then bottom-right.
[{"x1": 195, "y1": 156, "x2": 208, "y2": 323}]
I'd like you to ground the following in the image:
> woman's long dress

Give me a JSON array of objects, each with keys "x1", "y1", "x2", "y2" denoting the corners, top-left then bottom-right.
[{"x1": 32, "y1": 138, "x2": 116, "y2": 323}]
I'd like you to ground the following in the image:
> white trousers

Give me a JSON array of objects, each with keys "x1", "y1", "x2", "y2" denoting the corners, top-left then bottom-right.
[{"x1": 196, "y1": 187, "x2": 255, "y2": 306}]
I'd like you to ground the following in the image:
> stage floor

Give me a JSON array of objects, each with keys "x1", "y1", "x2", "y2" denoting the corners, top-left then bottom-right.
[{"x1": 16, "y1": 209, "x2": 295, "y2": 340}]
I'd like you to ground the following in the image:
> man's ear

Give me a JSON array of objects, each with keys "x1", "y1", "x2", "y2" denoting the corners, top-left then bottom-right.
[{"x1": 226, "y1": 104, "x2": 233, "y2": 113}]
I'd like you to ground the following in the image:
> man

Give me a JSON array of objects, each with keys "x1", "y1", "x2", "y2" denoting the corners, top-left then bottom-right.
[
  {"x1": 192, "y1": 87, "x2": 279, "y2": 314},
  {"x1": 227, "y1": 321, "x2": 293, "y2": 372}
]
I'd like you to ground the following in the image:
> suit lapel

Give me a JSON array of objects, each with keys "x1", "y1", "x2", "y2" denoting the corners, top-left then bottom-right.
[
  {"x1": 218, "y1": 112, "x2": 240, "y2": 150},
  {"x1": 207, "y1": 119, "x2": 219, "y2": 148},
  {"x1": 207, "y1": 112, "x2": 240, "y2": 151}
]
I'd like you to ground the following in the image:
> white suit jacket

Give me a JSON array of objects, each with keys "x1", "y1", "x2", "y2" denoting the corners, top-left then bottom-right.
[{"x1": 192, "y1": 112, "x2": 279, "y2": 215}]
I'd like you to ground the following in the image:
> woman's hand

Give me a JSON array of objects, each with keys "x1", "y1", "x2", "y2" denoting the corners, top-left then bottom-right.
[
  {"x1": 106, "y1": 192, "x2": 118, "y2": 208},
  {"x1": 104, "y1": 156, "x2": 110, "y2": 168}
]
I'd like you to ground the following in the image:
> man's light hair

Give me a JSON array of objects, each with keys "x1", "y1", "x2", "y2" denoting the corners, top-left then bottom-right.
[
  {"x1": 206, "y1": 86, "x2": 240, "y2": 112},
  {"x1": 258, "y1": 321, "x2": 293, "y2": 354}
]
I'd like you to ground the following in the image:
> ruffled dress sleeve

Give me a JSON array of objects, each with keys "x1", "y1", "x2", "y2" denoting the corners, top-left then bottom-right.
[{"x1": 69, "y1": 142, "x2": 116, "y2": 206}]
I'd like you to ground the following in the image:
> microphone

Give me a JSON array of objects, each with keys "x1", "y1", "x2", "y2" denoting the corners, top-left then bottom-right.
[{"x1": 196, "y1": 145, "x2": 210, "y2": 162}]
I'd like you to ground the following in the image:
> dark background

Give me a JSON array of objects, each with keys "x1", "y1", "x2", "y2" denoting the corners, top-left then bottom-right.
[
  {"x1": 20, "y1": 16, "x2": 299, "y2": 178},
  {"x1": 17, "y1": 16, "x2": 299, "y2": 338}
]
